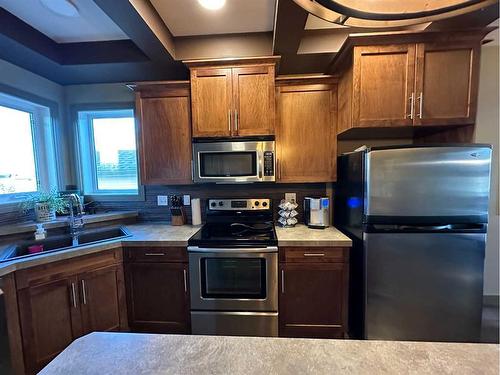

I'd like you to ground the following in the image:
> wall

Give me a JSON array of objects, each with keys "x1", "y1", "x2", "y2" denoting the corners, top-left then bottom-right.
[{"x1": 475, "y1": 44, "x2": 500, "y2": 296}]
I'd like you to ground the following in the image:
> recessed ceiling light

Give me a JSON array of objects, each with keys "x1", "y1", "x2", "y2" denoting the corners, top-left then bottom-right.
[
  {"x1": 198, "y1": 0, "x2": 226, "y2": 11},
  {"x1": 40, "y1": 0, "x2": 79, "y2": 18}
]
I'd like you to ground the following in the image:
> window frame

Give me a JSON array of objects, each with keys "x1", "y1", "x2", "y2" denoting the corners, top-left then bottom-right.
[
  {"x1": 72, "y1": 103, "x2": 144, "y2": 202},
  {"x1": 0, "y1": 88, "x2": 60, "y2": 206}
]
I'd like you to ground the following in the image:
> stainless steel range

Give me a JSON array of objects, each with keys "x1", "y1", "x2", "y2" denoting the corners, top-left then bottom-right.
[{"x1": 188, "y1": 198, "x2": 278, "y2": 337}]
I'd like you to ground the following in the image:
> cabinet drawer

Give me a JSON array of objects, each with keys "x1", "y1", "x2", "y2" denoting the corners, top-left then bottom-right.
[
  {"x1": 280, "y1": 247, "x2": 348, "y2": 263},
  {"x1": 124, "y1": 247, "x2": 187, "y2": 263},
  {"x1": 15, "y1": 248, "x2": 122, "y2": 290}
]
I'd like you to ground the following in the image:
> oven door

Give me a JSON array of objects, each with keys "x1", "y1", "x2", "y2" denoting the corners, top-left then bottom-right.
[
  {"x1": 192, "y1": 141, "x2": 275, "y2": 183},
  {"x1": 188, "y1": 247, "x2": 278, "y2": 312}
]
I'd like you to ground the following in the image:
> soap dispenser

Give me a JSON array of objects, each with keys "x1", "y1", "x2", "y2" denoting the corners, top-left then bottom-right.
[{"x1": 34, "y1": 224, "x2": 47, "y2": 240}]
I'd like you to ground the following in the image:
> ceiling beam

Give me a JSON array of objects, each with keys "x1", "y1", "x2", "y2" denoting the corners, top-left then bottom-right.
[{"x1": 272, "y1": 0, "x2": 309, "y2": 55}]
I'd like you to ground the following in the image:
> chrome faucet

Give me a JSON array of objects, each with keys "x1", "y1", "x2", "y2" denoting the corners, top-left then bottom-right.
[{"x1": 63, "y1": 194, "x2": 85, "y2": 239}]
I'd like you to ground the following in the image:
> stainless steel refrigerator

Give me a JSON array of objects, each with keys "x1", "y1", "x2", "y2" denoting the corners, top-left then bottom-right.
[{"x1": 334, "y1": 145, "x2": 492, "y2": 342}]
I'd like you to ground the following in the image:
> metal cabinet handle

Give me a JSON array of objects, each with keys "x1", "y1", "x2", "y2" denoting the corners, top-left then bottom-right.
[
  {"x1": 70, "y1": 282, "x2": 77, "y2": 308},
  {"x1": 234, "y1": 109, "x2": 238, "y2": 133},
  {"x1": 277, "y1": 159, "x2": 281, "y2": 180},
  {"x1": 408, "y1": 93, "x2": 415, "y2": 119},
  {"x1": 417, "y1": 92, "x2": 423, "y2": 119},
  {"x1": 303, "y1": 253, "x2": 325, "y2": 257},
  {"x1": 228, "y1": 109, "x2": 232, "y2": 132},
  {"x1": 144, "y1": 253, "x2": 165, "y2": 256},
  {"x1": 281, "y1": 269, "x2": 285, "y2": 294},
  {"x1": 81, "y1": 279, "x2": 87, "y2": 305},
  {"x1": 183, "y1": 269, "x2": 188, "y2": 293}
]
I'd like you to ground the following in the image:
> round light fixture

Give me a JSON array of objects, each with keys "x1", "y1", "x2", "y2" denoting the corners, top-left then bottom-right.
[
  {"x1": 40, "y1": 0, "x2": 79, "y2": 18},
  {"x1": 198, "y1": 0, "x2": 226, "y2": 11}
]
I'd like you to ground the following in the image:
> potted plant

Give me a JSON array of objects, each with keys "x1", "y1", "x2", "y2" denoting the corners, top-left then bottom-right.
[{"x1": 21, "y1": 189, "x2": 68, "y2": 223}]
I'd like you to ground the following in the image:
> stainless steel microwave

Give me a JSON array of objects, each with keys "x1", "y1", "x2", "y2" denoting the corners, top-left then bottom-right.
[{"x1": 192, "y1": 140, "x2": 275, "y2": 183}]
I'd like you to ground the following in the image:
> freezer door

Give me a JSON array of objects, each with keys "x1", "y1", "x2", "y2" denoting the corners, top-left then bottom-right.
[
  {"x1": 364, "y1": 232, "x2": 485, "y2": 342},
  {"x1": 365, "y1": 146, "x2": 491, "y2": 223}
]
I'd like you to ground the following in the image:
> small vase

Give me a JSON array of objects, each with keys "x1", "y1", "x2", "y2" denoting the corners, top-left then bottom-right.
[{"x1": 35, "y1": 202, "x2": 56, "y2": 223}]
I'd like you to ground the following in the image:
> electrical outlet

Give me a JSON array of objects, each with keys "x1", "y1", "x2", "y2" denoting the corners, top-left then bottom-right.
[
  {"x1": 183, "y1": 194, "x2": 191, "y2": 206},
  {"x1": 157, "y1": 195, "x2": 169, "y2": 206},
  {"x1": 285, "y1": 193, "x2": 297, "y2": 203}
]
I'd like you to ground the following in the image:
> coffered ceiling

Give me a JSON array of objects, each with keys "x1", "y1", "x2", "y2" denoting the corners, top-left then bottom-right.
[
  {"x1": 0, "y1": 0, "x2": 497, "y2": 84},
  {"x1": 0, "y1": 0, "x2": 128, "y2": 43},
  {"x1": 151, "y1": 0, "x2": 276, "y2": 37}
]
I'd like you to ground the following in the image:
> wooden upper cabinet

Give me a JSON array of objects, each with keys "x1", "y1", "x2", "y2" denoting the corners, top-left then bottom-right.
[
  {"x1": 414, "y1": 42, "x2": 479, "y2": 126},
  {"x1": 190, "y1": 68, "x2": 233, "y2": 137},
  {"x1": 185, "y1": 57, "x2": 279, "y2": 138},
  {"x1": 135, "y1": 82, "x2": 193, "y2": 185},
  {"x1": 353, "y1": 44, "x2": 416, "y2": 127},
  {"x1": 232, "y1": 65, "x2": 275, "y2": 136},
  {"x1": 276, "y1": 77, "x2": 337, "y2": 183},
  {"x1": 334, "y1": 30, "x2": 489, "y2": 135}
]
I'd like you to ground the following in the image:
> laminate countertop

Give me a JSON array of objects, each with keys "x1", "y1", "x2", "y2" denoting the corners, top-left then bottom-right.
[
  {"x1": 275, "y1": 224, "x2": 352, "y2": 247},
  {"x1": 39, "y1": 332, "x2": 499, "y2": 375},
  {"x1": 0, "y1": 223, "x2": 202, "y2": 277}
]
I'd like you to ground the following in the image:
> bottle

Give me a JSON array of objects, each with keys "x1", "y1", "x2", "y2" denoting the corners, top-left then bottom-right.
[{"x1": 34, "y1": 223, "x2": 47, "y2": 241}]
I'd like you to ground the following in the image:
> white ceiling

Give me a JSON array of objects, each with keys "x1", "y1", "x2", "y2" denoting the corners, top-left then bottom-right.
[
  {"x1": 0, "y1": 0, "x2": 129, "y2": 43},
  {"x1": 151, "y1": 0, "x2": 276, "y2": 37}
]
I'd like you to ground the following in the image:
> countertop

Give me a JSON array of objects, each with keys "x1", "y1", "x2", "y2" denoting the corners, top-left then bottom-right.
[
  {"x1": 39, "y1": 332, "x2": 499, "y2": 375},
  {"x1": 0, "y1": 223, "x2": 202, "y2": 277},
  {"x1": 276, "y1": 224, "x2": 352, "y2": 247},
  {"x1": 0, "y1": 223, "x2": 353, "y2": 277}
]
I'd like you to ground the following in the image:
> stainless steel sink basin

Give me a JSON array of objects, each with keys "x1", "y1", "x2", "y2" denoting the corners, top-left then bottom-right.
[{"x1": 0, "y1": 226, "x2": 130, "y2": 263}]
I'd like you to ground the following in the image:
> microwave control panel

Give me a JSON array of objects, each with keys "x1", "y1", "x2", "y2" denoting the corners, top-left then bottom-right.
[{"x1": 263, "y1": 152, "x2": 274, "y2": 176}]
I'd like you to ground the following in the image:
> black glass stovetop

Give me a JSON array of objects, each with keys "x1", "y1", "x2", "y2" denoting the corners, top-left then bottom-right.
[{"x1": 188, "y1": 221, "x2": 277, "y2": 247}]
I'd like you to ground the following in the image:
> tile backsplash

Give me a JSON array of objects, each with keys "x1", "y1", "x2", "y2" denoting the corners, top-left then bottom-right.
[{"x1": 96, "y1": 183, "x2": 329, "y2": 224}]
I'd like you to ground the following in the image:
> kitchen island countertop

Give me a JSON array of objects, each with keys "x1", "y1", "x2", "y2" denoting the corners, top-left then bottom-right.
[{"x1": 39, "y1": 332, "x2": 499, "y2": 375}]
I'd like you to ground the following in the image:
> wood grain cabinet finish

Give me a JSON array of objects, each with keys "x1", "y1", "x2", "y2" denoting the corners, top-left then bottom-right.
[
  {"x1": 186, "y1": 57, "x2": 278, "y2": 138},
  {"x1": 279, "y1": 246, "x2": 349, "y2": 339},
  {"x1": 276, "y1": 77, "x2": 337, "y2": 183},
  {"x1": 135, "y1": 82, "x2": 193, "y2": 185},
  {"x1": 335, "y1": 31, "x2": 487, "y2": 135},
  {"x1": 124, "y1": 247, "x2": 190, "y2": 334},
  {"x1": 15, "y1": 251, "x2": 127, "y2": 374}
]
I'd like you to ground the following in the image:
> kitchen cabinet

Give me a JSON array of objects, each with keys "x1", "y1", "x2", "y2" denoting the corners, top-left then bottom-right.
[
  {"x1": 185, "y1": 57, "x2": 279, "y2": 137},
  {"x1": 15, "y1": 249, "x2": 127, "y2": 374},
  {"x1": 124, "y1": 247, "x2": 190, "y2": 334},
  {"x1": 275, "y1": 76, "x2": 337, "y2": 183},
  {"x1": 135, "y1": 81, "x2": 193, "y2": 185},
  {"x1": 279, "y1": 247, "x2": 349, "y2": 339},
  {"x1": 334, "y1": 30, "x2": 488, "y2": 136}
]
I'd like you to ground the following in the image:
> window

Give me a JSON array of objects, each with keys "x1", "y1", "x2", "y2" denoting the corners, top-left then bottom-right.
[
  {"x1": 77, "y1": 108, "x2": 139, "y2": 197},
  {"x1": 0, "y1": 92, "x2": 58, "y2": 203}
]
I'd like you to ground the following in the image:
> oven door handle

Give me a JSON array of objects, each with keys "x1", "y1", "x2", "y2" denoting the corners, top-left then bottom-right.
[{"x1": 188, "y1": 246, "x2": 278, "y2": 253}]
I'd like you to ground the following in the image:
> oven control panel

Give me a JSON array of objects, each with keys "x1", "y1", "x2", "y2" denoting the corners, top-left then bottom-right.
[{"x1": 208, "y1": 199, "x2": 271, "y2": 210}]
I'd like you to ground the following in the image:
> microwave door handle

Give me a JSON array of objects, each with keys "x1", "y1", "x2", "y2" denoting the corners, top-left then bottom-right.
[{"x1": 258, "y1": 152, "x2": 263, "y2": 179}]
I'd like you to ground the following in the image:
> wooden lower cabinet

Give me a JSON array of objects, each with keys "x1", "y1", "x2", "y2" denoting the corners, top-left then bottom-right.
[
  {"x1": 279, "y1": 247, "x2": 349, "y2": 338},
  {"x1": 14, "y1": 250, "x2": 127, "y2": 374},
  {"x1": 17, "y1": 276, "x2": 82, "y2": 374},
  {"x1": 79, "y1": 265, "x2": 127, "y2": 334},
  {"x1": 125, "y1": 262, "x2": 190, "y2": 333}
]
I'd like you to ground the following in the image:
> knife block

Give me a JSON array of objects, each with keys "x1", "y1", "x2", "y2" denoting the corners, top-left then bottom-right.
[{"x1": 171, "y1": 208, "x2": 186, "y2": 226}]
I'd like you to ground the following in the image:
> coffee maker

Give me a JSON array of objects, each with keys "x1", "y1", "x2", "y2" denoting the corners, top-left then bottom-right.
[{"x1": 304, "y1": 197, "x2": 330, "y2": 229}]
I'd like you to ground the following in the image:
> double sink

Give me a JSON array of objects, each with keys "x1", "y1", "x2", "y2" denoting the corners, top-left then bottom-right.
[{"x1": 0, "y1": 226, "x2": 131, "y2": 263}]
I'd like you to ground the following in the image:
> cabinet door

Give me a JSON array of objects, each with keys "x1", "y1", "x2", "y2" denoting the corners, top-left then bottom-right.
[
  {"x1": 414, "y1": 42, "x2": 480, "y2": 126},
  {"x1": 279, "y1": 263, "x2": 348, "y2": 338},
  {"x1": 353, "y1": 44, "x2": 416, "y2": 127},
  {"x1": 137, "y1": 88, "x2": 192, "y2": 185},
  {"x1": 79, "y1": 265, "x2": 127, "y2": 335},
  {"x1": 232, "y1": 65, "x2": 275, "y2": 136},
  {"x1": 276, "y1": 84, "x2": 336, "y2": 182},
  {"x1": 18, "y1": 276, "x2": 82, "y2": 373},
  {"x1": 125, "y1": 262, "x2": 190, "y2": 333},
  {"x1": 191, "y1": 68, "x2": 233, "y2": 137}
]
